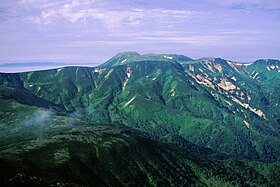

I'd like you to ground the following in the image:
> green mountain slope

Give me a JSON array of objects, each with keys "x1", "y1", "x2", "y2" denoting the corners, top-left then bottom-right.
[
  {"x1": 245, "y1": 59, "x2": 280, "y2": 123},
  {"x1": 0, "y1": 52, "x2": 280, "y2": 186},
  {"x1": 2, "y1": 54, "x2": 278, "y2": 161},
  {"x1": 0, "y1": 113, "x2": 279, "y2": 186},
  {"x1": 100, "y1": 51, "x2": 193, "y2": 68}
]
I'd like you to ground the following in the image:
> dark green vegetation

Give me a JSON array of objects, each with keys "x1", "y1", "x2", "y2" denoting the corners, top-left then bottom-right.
[{"x1": 0, "y1": 52, "x2": 280, "y2": 186}]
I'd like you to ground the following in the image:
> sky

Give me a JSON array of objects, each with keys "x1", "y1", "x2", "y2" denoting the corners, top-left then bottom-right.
[{"x1": 0, "y1": 0, "x2": 280, "y2": 67}]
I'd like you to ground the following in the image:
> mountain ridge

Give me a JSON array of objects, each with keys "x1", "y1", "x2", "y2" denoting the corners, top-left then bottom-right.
[
  {"x1": 0, "y1": 52, "x2": 280, "y2": 186},
  {"x1": 1, "y1": 52, "x2": 280, "y2": 161}
]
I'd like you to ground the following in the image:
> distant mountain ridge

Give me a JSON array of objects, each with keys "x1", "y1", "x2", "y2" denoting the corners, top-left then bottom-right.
[{"x1": 0, "y1": 62, "x2": 65, "y2": 67}]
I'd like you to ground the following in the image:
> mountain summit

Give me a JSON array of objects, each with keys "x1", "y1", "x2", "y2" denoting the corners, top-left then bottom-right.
[
  {"x1": 99, "y1": 51, "x2": 141, "y2": 67},
  {"x1": 100, "y1": 52, "x2": 193, "y2": 68}
]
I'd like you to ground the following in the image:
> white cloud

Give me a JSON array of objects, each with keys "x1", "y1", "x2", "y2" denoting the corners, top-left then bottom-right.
[
  {"x1": 1, "y1": 0, "x2": 279, "y2": 63},
  {"x1": 22, "y1": 0, "x2": 200, "y2": 29},
  {"x1": 208, "y1": 0, "x2": 280, "y2": 9}
]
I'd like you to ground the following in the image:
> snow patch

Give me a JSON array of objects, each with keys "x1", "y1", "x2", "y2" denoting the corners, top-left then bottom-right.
[
  {"x1": 105, "y1": 69, "x2": 113, "y2": 78},
  {"x1": 89, "y1": 93, "x2": 93, "y2": 99},
  {"x1": 122, "y1": 73, "x2": 131, "y2": 91},
  {"x1": 234, "y1": 62, "x2": 252, "y2": 66},
  {"x1": 250, "y1": 70, "x2": 256, "y2": 76},
  {"x1": 243, "y1": 120, "x2": 250, "y2": 129},
  {"x1": 231, "y1": 77, "x2": 237, "y2": 82},
  {"x1": 226, "y1": 60, "x2": 232, "y2": 65},
  {"x1": 266, "y1": 66, "x2": 270, "y2": 71},
  {"x1": 94, "y1": 68, "x2": 100, "y2": 73},
  {"x1": 189, "y1": 65, "x2": 195, "y2": 72},
  {"x1": 170, "y1": 88, "x2": 175, "y2": 97},
  {"x1": 243, "y1": 63, "x2": 253, "y2": 66},
  {"x1": 124, "y1": 96, "x2": 136, "y2": 107},
  {"x1": 123, "y1": 80, "x2": 128, "y2": 90},
  {"x1": 29, "y1": 84, "x2": 33, "y2": 87},
  {"x1": 121, "y1": 59, "x2": 127, "y2": 64},
  {"x1": 225, "y1": 100, "x2": 232, "y2": 106},
  {"x1": 122, "y1": 67, "x2": 132, "y2": 91},
  {"x1": 127, "y1": 72, "x2": 131, "y2": 78},
  {"x1": 75, "y1": 68, "x2": 79, "y2": 76},
  {"x1": 164, "y1": 55, "x2": 173, "y2": 60},
  {"x1": 152, "y1": 77, "x2": 157, "y2": 81},
  {"x1": 252, "y1": 72, "x2": 259, "y2": 79}
]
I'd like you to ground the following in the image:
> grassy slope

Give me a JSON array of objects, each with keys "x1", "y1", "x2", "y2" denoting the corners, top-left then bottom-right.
[
  {"x1": 1, "y1": 57, "x2": 280, "y2": 161},
  {"x1": 0, "y1": 57, "x2": 280, "y2": 186},
  {"x1": 1, "y1": 122, "x2": 279, "y2": 186},
  {"x1": 246, "y1": 60, "x2": 280, "y2": 126}
]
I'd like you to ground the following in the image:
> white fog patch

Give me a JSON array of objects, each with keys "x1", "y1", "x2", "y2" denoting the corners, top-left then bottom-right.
[
  {"x1": 22, "y1": 109, "x2": 54, "y2": 126},
  {"x1": 21, "y1": 109, "x2": 54, "y2": 143}
]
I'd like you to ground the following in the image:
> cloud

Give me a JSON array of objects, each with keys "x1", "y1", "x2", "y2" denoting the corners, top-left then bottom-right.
[
  {"x1": 0, "y1": 7, "x2": 5, "y2": 18},
  {"x1": 0, "y1": 0, "x2": 279, "y2": 63},
  {"x1": 26, "y1": 1, "x2": 200, "y2": 29},
  {"x1": 8, "y1": 0, "x2": 198, "y2": 30},
  {"x1": 21, "y1": 109, "x2": 54, "y2": 142},
  {"x1": 22, "y1": 109, "x2": 54, "y2": 127},
  {"x1": 206, "y1": 0, "x2": 280, "y2": 10}
]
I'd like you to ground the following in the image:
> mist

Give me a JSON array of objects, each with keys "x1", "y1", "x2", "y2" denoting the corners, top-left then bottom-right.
[{"x1": 21, "y1": 109, "x2": 54, "y2": 143}]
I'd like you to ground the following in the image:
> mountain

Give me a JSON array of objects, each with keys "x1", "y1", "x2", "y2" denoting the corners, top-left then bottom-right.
[
  {"x1": 245, "y1": 59, "x2": 280, "y2": 120},
  {"x1": 0, "y1": 52, "x2": 280, "y2": 186},
  {"x1": 100, "y1": 51, "x2": 193, "y2": 67},
  {"x1": 99, "y1": 51, "x2": 141, "y2": 67},
  {"x1": 0, "y1": 62, "x2": 65, "y2": 67},
  {"x1": 1, "y1": 122, "x2": 279, "y2": 186}
]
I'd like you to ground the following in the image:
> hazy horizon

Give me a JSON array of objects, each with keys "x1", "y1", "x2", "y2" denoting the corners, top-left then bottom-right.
[{"x1": 0, "y1": 0, "x2": 280, "y2": 65}]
